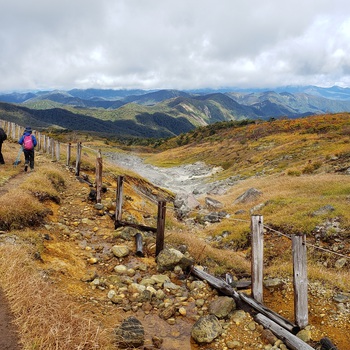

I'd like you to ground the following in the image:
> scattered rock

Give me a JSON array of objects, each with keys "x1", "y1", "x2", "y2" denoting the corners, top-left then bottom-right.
[
  {"x1": 174, "y1": 193, "x2": 201, "y2": 218},
  {"x1": 261, "y1": 329, "x2": 278, "y2": 345},
  {"x1": 312, "y1": 205, "x2": 335, "y2": 216},
  {"x1": 296, "y1": 328, "x2": 311, "y2": 342},
  {"x1": 111, "y1": 245, "x2": 130, "y2": 258},
  {"x1": 234, "y1": 188, "x2": 262, "y2": 204},
  {"x1": 205, "y1": 197, "x2": 223, "y2": 209},
  {"x1": 209, "y1": 296, "x2": 236, "y2": 319},
  {"x1": 191, "y1": 314, "x2": 222, "y2": 344},
  {"x1": 334, "y1": 258, "x2": 347, "y2": 269},
  {"x1": 156, "y1": 248, "x2": 193, "y2": 272},
  {"x1": 115, "y1": 316, "x2": 145, "y2": 348}
]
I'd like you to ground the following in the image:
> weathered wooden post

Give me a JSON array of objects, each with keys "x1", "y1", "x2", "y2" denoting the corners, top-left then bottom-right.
[
  {"x1": 56, "y1": 141, "x2": 60, "y2": 161},
  {"x1": 135, "y1": 233, "x2": 144, "y2": 257},
  {"x1": 6, "y1": 121, "x2": 10, "y2": 136},
  {"x1": 115, "y1": 175, "x2": 124, "y2": 225},
  {"x1": 42, "y1": 135, "x2": 46, "y2": 153},
  {"x1": 95, "y1": 150, "x2": 103, "y2": 204},
  {"x1": 156, "y1": 200, "x2": 166, "y2": 257},
  {"x1": 51, "y1": 138, "x2": 55, "y2": 161},
  {"x1": 36, "y1": 132, "x2": 41, "y2": 151},
  {"x1": 292, "y1": 234, "x2": 308, "y2": 328},
  {"x1": 66, "y1": 143, "x2": 71, "y2": 167},
  {"x1": 11, "y1": 122, "x2": 16, "y2": 140},
  {"x1": 255, "y1": 314, "x2": 314, "y2": 350},
  {"x1": 46, "y1": 136, "x2": 50, "y2": 154},
  {"x1": 251, "y1": 215, "x2": 264, "y2": 303},
  {"x1": 75, "y1": 142, "x2": 82, "y2": 176}
]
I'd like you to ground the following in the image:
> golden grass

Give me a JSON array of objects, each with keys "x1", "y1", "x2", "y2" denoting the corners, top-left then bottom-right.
[
  {"x1": 0, "y1": 244, "x2": 114, "y2": 350},
  {"x1": 266, "y1": 260, "x2": 350, "y2": 291},
  {"x1": 19, "y1": 165, "x2": 66, "y2": 203},
  {"x1": 166, "y1": 229, "x2": 251, "y2": 275},
  {"x1": 0, "y1": 190, "x2": 50, "y2": 230}
]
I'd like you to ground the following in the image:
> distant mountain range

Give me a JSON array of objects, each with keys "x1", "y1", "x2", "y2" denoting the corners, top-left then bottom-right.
[{"x1": 0, "y1": 85, "x2": 350, "y2": 139}]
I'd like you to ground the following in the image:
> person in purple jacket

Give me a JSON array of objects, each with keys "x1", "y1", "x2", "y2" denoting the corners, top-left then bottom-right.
[{"x1": 18, "y1": 126, "x2": 37, "y2": 172}]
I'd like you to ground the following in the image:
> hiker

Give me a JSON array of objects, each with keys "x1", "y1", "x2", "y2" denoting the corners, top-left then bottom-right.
[
  {"x1": 18, "y1": 126, "x2": 37, "y2": 172},
  {"x1": 0, "y1": 127, "x2": 7, "y2": 164}
]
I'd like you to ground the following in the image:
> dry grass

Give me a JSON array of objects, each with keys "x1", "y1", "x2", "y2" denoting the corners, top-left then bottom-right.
[
  {"x1": 166, "y1": 229, "x2": 251, "y2": 275},
  {"x1": 0, "y1": 190, "x2": 50, "y2": 230},
  {"x1": 0, "y1": 244, "x2": 114, "y2": 350},
  {"x1": 19, "y1": 165, "x2": 66, "y2": 203}
]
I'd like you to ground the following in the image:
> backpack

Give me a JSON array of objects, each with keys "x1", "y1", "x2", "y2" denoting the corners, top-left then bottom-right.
[{"x1": 23, "y1": 135, "x2": 34, "y2": 150}]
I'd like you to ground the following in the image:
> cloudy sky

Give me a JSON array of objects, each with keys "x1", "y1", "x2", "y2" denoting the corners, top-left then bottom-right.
[{"x1": 1, "y1": 0, "x2": 350, "y2": 92}]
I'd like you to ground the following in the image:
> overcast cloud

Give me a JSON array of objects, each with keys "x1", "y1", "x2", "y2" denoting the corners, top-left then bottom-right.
[{"x1": 1, "y1": 0, "x2": 350, "y2": 92}]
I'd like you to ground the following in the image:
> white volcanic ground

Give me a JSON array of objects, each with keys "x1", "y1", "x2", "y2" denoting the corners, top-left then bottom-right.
[{"x1": 104, "y1": 151, "x2": 234, "y2": 195}]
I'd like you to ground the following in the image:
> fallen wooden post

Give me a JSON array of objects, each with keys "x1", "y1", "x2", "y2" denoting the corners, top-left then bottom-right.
[
  {"x1": 191, "y1": 266, "x2": 299, "y2": 334},
  {"x1": 191, "y1": 266, "x2": 240, "y2": 299},
  {"x1": 255, "y1": 313, "x2": 314, "y2": 350},
  {"x1": 239, "y1": 293, "x2": 299, "y2": 334},
  {"x1": 135, "y1": 233, "x2": 144, "y2": 257}
]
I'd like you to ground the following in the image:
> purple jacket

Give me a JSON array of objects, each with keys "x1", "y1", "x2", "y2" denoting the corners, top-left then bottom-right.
[{"x1": 18, "y1": 132, "x2": 37, "y2": 148}]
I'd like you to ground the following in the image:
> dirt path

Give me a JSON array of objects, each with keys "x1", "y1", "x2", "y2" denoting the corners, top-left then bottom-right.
[{"x1": 0, "y1": 288, "x2": 21, "y2": 349}]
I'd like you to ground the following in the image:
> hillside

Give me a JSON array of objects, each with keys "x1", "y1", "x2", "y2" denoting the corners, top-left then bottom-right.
[
  {"x1": 0, "y1": 114, "x2": 349, "y2": 349},
  {"x1": 2, "y1": 86, "x2": 350, "y2": 140}
]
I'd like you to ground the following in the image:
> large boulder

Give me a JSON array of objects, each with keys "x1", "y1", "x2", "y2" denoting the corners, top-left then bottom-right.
[
  {"x1": 174, "y1": 193, "x2": 201, "y2": 218},
  {"x1": 205, "y1": 197, "x2": 223, "y2": 209},
  {"x1": 191, "y1": 314, "x2": 222, "y2": 344},
  {"x1": 156, "y1": 248, "x2": 193, "y2": 272},
  {"x1": 234, "y1": 188, "x2": 262, "y2": 204},
  {"x1": 209, "y1": 296, "x2": 236, "y2": 319},
  {"x1": 111, "y1": 245, "x2": 130, "y2": 258},
  {"x1": 115, "y1": 316, "x2": 145, "y2": 348}
]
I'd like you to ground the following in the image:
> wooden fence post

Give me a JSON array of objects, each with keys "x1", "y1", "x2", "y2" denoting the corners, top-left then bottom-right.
[
  {"x1": 51, "y1": 138, "x2": 55, "y2": 161},
  {"x1": 42, "y1": 135, "x2": 46, "y2": 153},
  {"x1": 11, "y1": 122, "x2": 16, "y2": 140},
  {"x1": 56, "y1": 141, "x2": 60, "y2": 161},
  {"x1": 46, "y1": 136, "x2": 50, "y2": 154},
  {"x1": 292, "y1": 234, "x2": 308, "y2": 328},
  {"x1": 66, "y1": 143, "x2": 71, "y2": 166},
  {"x1": 251, "y1": 215, "x2": 264, "y2": 303},
  {"x1": 75, "y1": 142, "x2": 82, "y2": 176},
  {"x1": 36, "y1": 132, "x2": 41, "y2": 151},
  {"x1": 95, "y1": 150, "x2": 103, "y2": 204},
  {"x1": 115, "y1": 175, "x2": 124, "y2": 224},
  {"x1": 156, "y1": 200, "x2": 166, "y2": 257}
]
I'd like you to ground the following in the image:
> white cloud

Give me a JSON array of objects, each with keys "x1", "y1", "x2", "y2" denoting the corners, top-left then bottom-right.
[{"x1": 1, "y1": 0, "x2": 350, "y2": 91}]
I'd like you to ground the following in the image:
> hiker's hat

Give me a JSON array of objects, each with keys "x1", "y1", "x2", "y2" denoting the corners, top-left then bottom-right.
[{"x1": 25, "y1": 126, "x2": 32, "y2": 133}]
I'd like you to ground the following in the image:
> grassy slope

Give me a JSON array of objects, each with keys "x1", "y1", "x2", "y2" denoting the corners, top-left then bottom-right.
[{"x1": 143, "y1": 113, "x2": 350, "y2": 269}]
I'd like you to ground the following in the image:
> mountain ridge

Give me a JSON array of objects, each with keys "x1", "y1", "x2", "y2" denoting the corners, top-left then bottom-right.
[{"x1": 1, "y1": 86, "x2": 350, "y2": 139}]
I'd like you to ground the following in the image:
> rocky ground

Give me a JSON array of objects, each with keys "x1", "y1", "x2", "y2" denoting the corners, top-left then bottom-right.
[{"x1": 0, "y1": 151, "x2": 349, "y2": 350}]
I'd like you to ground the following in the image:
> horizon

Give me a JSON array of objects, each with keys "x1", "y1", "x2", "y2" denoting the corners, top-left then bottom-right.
[{"x1": 1, "y1": 84, "x2": 350, "y2": 95}]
